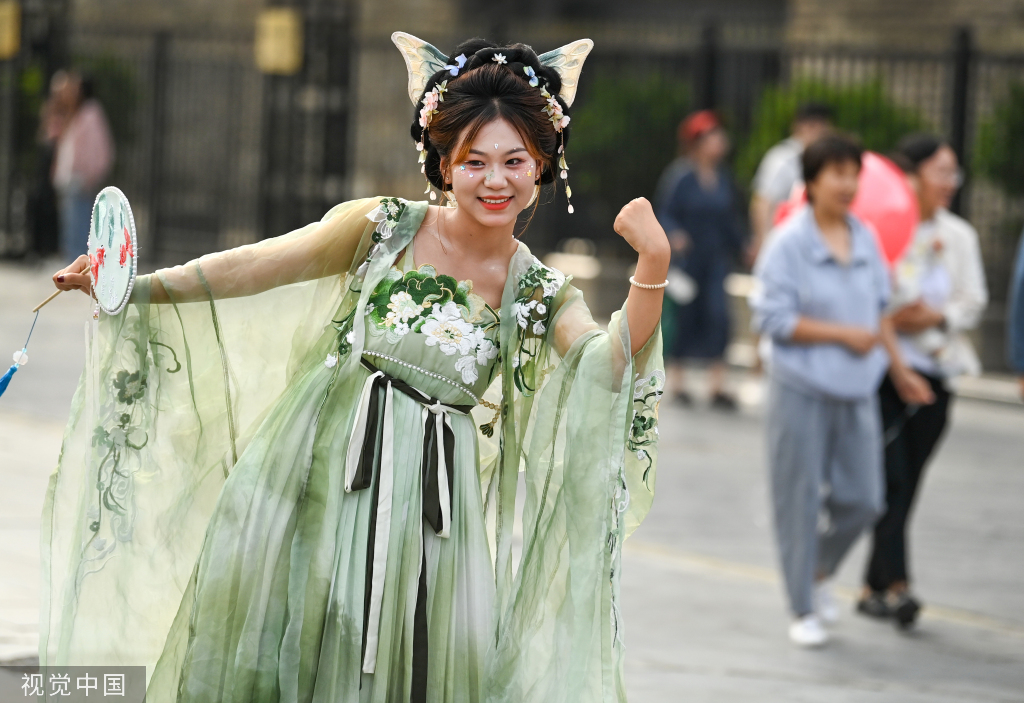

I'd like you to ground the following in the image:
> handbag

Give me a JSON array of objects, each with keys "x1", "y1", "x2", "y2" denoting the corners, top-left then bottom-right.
[{"x1": 666, "y1": 266, "x2": 698, "y2": 305}]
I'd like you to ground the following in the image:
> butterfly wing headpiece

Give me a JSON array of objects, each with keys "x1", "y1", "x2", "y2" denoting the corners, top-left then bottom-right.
[
  {"x1": 391, "y1": 32, "x2": 450, "y2": 105},
  {"x1": 391, "y1": 32, "x2": 594, "y2": 107},
  {"x1": 537, "y1": 39, "x2": 593, "y2": 107}
]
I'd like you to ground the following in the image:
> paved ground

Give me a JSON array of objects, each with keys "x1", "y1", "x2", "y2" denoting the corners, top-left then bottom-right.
[
  {"x1": 622, "y1": 392, "x2": 1024, "y2": 702},
  {"x1": 2, "y1": 260, "x2": 1023, "y2": 701}
]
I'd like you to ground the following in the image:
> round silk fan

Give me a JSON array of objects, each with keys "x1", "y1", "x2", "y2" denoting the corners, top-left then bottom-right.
[{"x1": 88, "y1": 186, "x2": 139, "y2": 315}]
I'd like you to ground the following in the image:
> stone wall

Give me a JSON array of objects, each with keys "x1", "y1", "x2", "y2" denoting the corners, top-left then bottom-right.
[
  {"x1": 73, "y1": 0, "x2": 259, "y2": 34},
  {"x1": 347, "y1": 0, "x2": 459, "y2": 200},
  {"x1": 787, "y1": 0, "x2": 1024, "y2": 52}
]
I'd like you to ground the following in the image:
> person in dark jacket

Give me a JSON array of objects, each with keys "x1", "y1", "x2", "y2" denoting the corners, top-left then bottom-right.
[
  {"x1": 654, "y1": 110, "x2": 745, "y2": 410},
  {"x1": 1010, "y1": 228, "x2": 1024, "y2": 399}
]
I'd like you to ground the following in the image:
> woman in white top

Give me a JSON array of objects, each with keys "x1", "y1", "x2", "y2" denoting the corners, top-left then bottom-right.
[{"x1": 858, "y1": 134, "x2": 988, "y2": 628}]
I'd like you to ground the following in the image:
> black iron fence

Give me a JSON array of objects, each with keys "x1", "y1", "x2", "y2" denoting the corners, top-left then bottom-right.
[
  {"x1": 532, "y1": 26, "x2": 1023, "y2": 369},
  {"x1": 1, "y1": 20, "x2": 1022, "y2": 368},
  {"x1": 0, "y1": 4, "x2": 351, "y2": 264}
]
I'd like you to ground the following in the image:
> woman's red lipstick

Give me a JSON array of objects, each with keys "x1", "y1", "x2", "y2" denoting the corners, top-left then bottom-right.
[{"x1": 479, "y1": 196, "x2": 513, "y2": 210}]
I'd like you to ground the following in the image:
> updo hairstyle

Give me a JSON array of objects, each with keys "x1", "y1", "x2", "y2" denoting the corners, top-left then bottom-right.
[{"x1": 409, "y1": 38, "x2": 571, "y2": 197}]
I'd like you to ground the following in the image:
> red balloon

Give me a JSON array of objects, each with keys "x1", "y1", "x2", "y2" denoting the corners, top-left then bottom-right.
[
  {"x1": 772, "y1": 192, "x2": 803, "y2": 227},
  {"x1": 851, "y1": 152, "x2": 919, "y2": 264},
  {"x1": 772, "y1": 152, "x2": 919, "y2": 265}
]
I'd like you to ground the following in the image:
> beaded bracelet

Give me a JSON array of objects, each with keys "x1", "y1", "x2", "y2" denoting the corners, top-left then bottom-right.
[{"x1": 629, "y1": 275, "x2": 670, "y2": 290}]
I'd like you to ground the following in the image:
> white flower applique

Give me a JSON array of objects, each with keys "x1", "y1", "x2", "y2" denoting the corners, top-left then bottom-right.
[
  {"x1": 365, "y1": 197, "x2": 407, "y2": 242},
  {"x1": 453, "y1": 331, "x2": 498, "y2": 384},
  {"x1": 454, "y1": 355, "x2": 479, "y2": 384},
  {"x1": 414, "y1": 302, "x2": 499, "y2": 384},
  {"x1": 511, "y1": 299, "x2": 538, "y2": 329},
  {"x1": 509, "y1": 262, "x2": 565, "y2": 339},
  {"x1": 421, "y1": 302, "x2": 477, "y2": 356},
  {"x1": 542, "y1": 268, "x2": 565, "y2": 299},
  {"x1": 384, "y1": 291, "x2": 425, "y2": 337},
  {"x1": 475, "y1": 336, "x2": 498, "y2": 366}
]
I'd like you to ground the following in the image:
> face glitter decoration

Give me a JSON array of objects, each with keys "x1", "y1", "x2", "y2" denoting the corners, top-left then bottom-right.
[{"x1": 484, "y1": 171, "x2": 495, "y2": 183}]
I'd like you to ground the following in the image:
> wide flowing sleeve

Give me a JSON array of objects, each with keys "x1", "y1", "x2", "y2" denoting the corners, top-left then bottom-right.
[
  {"x1": 486, "y1": 256, "x2": 664, "y2": 703},
  {"x1": 38, "y1": 197, "x2": 383, "y2": 675},
  {"x1": 140, "y1": 197, "x2": 379, "y2": 303}
]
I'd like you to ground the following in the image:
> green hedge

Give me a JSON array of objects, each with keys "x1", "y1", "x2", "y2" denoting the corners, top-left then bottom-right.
[
  {"x1": 75, "y1": 54, "x2": 140, "y2": 151},
  {"x1": 975, "y1": 82, "x2": 1024, "y2": 199},
  {"x1": 568, "y1": 71, "x2": 690, "y2": 222}
]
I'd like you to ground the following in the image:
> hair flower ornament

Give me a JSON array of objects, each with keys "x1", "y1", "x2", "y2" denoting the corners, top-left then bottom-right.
[
  {"x1": 540, "y1": 87, "x2": 570, "y2": 133},
  {"x1": 523, "y1": 65, "x2": 539, "y2": 87},
  {"x1": 492, "y1": 53, "x2": 507, "y2": 65},
  {"x1": 443, "y1": 54, "x2": 467, "y2": 76},
  {"x1": 416, "y1": 80, "x2": 447, "y2": 193},
  {"x1": 417, "y1": 80, "x2": 446, "y2": 129}
]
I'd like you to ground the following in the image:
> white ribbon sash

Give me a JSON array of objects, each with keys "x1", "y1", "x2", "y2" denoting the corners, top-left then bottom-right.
[{"x1": 344, "y1": 366, "x2": 465, "y2": 674}]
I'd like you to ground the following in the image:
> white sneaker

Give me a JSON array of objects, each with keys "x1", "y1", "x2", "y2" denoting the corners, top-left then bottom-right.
[
  {"x1": 788, "y1": 614, "x2": 829, "y2": 647},
  {"x1": 814, "y1": 580, "x2": 840, "y2": 624}
]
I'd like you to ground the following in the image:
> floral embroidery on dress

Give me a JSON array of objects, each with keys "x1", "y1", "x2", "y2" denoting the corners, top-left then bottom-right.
[
  {"x1": 84, "y1": 320, "x2": 181, "y2": 587},
  {"x1": 366, "y1": 197, "x2": 407, "y2": 242},
  {"x1": 366, "y1": 264, "x2": 498, "y2": 384},
  {"x1": 509, "y1": 259, "x2": 566, "y2": 394},
  {"x1": 628, "y1": 369, "x2": 664, "y2": 489},
  {"x1": 607, "y1": 371, "x2": 663, "y2": 647},
  {"x1": 357, "y1": 197, "x2": 409, "y2": 276},
  {"x1": 608, "y1": 468, "x2": 628, "y2": 648}
]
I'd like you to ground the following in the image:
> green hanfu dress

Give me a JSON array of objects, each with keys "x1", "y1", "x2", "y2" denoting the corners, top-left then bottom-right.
[{"x1": 39, "y1": 197, "x2": 665, "y2": 702}]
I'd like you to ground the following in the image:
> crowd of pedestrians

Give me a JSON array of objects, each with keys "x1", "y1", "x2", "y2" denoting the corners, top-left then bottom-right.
[{"x1": 653, "y1": 105, "x2": 1006, "y2": 647}]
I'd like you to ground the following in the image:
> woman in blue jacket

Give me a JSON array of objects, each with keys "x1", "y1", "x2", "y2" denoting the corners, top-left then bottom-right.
[{"x1": 752, "y1": 134, "x2": 933, "y2": 647}]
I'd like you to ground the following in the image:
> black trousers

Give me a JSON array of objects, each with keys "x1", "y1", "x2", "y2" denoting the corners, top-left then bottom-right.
[{"x1": 864, "y1": 372, "x2": 952, "y2": 592}]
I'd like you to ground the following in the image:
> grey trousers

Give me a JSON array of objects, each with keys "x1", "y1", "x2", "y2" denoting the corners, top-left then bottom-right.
[{"x1": 766, "y1": 376, "x2": 885, "y2": 616}]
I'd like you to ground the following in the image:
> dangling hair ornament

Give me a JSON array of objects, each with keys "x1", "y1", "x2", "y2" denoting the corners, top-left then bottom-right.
[
  {"x1": 392, "y1": 32, "x2": 593, "y2": 211},
  {"x1": 416, "y1": 80, "x2": 447, "y2": 200},
  {"x1": 540, "y1": 86, "x2": 575, "y2": 212}
]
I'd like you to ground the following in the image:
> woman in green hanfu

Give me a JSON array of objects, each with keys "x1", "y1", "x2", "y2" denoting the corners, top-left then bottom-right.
[{"x1": 45, "y1": 32, "x2": 670, "y2": 703}]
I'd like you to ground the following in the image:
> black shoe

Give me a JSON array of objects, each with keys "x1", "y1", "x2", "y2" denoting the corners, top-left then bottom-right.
[
  {"x1": 710, "y1": 392, "x2": 738, "y2": 412},
  {"x1": 889, "y1": 592, "x2": 922, "y2": 630},
  {"x1": 673, "y1": 391, "x2": 694, "y2": 407},
  {"x1": 855, "y1": 591, "x2": 892, "y2": 620}
]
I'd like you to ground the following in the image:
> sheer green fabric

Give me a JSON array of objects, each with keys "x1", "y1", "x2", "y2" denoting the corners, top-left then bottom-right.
[{"x1": 40, "y1": 197, "x2": 664, "y2": 702}]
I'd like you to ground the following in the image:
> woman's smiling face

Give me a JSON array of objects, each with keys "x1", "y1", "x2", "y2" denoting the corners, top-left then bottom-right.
[{"x1": 441, "y1": 118, "x2": 541, "y2": 228}]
